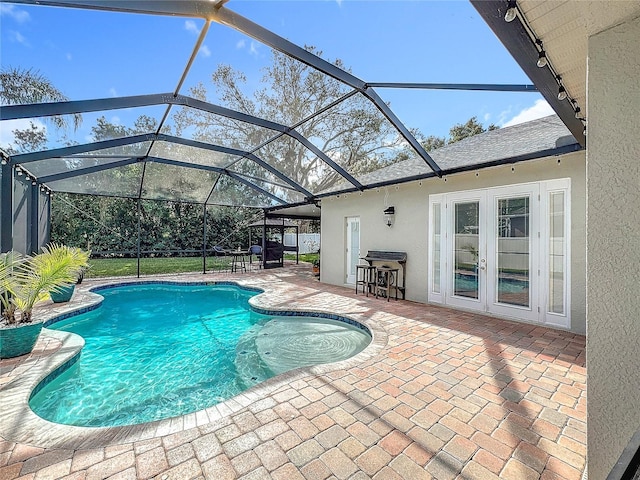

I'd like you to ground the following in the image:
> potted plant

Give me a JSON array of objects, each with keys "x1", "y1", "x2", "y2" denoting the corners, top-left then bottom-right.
[
  {"x1": 0, "y1": 251, "x2": 25, "y2": 327},
  {"x1": 0, "y1": 244, "x2": 90, "y2": 359},
  {"x1": 46, "y1": 245, "x2": 90, "y2": 303},
  {"x1": 312, "y1": 258, "x2": 320, "y2": 276}
]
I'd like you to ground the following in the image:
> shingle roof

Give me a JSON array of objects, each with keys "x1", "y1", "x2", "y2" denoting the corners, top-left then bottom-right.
[{"x1": 322, "y1": 114, "x2": 577, "y2": 193}]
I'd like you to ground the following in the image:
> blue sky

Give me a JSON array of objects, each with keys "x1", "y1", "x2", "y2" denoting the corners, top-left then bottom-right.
[{"x1": 0, "y1": 0, "x2": 553, "y2": 150}]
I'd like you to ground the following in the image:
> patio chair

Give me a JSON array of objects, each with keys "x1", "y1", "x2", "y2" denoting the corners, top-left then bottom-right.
[
  {"x1": 249, "y1": 245, "x2": 263, "y2": 269},
  {"x1": 212, "y1": 245, "x2": 229, "y2": 273}
]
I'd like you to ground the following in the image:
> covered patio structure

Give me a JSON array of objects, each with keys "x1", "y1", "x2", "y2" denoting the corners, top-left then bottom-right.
[
  {"x1": 248, "y1": 218, "x2": 300, "y2": 269},
  {"x1": 2, "y1": 0, "x2": 639, "y2": 478}
]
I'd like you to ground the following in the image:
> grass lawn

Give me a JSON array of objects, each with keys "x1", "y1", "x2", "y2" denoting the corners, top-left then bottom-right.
[
  {"x1": 87, "y1": 256, "x2": 232, "y2": 277},
  {"x1": 87, "y1": 254, "x2": 317, "y2": 277},
  {"x1": 284, "y1": 253, "x2": 319, "y2": 263}
]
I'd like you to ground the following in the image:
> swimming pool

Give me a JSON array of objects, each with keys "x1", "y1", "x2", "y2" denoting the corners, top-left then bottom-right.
[{"x1": 29, "y1": 283, "x2": 370, "y2": 427}]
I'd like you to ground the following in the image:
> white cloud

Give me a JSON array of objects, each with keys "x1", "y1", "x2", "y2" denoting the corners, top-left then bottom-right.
[
  {"x1": 199, "y1": 45, "x2": 211, "y2": 57},
  {"x1": 0, "y1": 119, "x2": 46, "y2": 150},
  {"x1": 483, "y1": 112, "x2": 491, "y2": 122},
  {"x1": 185, "y1": 20, "x2": 199, "y2": 34},
  {"x1": 0, "y1": 4, "x2": 30, "y2": 23},
  {"x1": 110, "y1": 116, "x2": 121, "y2": 125},
  {"x1": 66, "y1": 52, "x2": 72, "y2": 61},
  {"x1": 249, "y1": 41, "x2": 259, "y2": 56},
  {"x1": 109, "y1": 87, "x2": 118, "y2": 97},
  {"x1": 502, "y1": 99, "x2": 555, "y2": 127},
  {"x1": 9, "y1": 30, "x2": 29, "y2": 46},
  {"x1": 235, "y1": 38, "x2": 260, "y2": 57}
]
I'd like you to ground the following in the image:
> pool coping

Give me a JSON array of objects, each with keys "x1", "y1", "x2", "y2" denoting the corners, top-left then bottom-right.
[{"x1": 0, "y1": 277, "x2": 387, "y2": 450}]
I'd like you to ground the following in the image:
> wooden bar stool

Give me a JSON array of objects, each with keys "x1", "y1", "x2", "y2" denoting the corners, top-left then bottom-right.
[
  {"x1": 355, "y1": 264, "x2": 377, "y2": 296},
  {"x1": 376, "y1": 266, "x2": 399, "y2": 301}
]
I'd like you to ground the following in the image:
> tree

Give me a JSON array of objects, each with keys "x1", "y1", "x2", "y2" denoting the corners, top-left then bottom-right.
[
  {"x1": 8, "y1": 121, "x2": 47, "y2": 154},
  {"x1": 448, "y1": 116, "x2": 498, "y2": 144},
  {"x1": 421, "y1": 134, "x2": 447, "y2": 152},
  {"x1": 173, "y1": 47, "x2": 408, "y2": 193},
  {"x1": 416, "y1": 117, "x2": 498, "y2": 154},
  {"x1": 0, "y1": 67, "x2": 81, "y2": 131}
]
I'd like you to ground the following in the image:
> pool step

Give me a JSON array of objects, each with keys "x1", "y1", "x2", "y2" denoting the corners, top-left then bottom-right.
[{"x1": 234, "y1": 327, "x2": 274, "y2": 390}]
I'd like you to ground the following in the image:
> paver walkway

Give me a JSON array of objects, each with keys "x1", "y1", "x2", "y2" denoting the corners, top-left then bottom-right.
[{"x1": 0, "y1": 265, "x2": 586, "y2": 479}]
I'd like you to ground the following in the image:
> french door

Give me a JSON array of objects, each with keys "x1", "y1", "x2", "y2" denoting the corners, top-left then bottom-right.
[
  {"x1": 428, "y1": 180, "x2": 570, "y2": 327},
  {"x1": 345, "y1": 217, "x2": 360, "y2": 285}
]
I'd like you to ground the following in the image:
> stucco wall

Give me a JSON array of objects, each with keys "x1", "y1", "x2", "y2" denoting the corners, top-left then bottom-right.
[
  {"x1": 587, "y1": 15, "x2": 640, "y2": 480},
  {"x1": 320, "y1": 150, "x2": 586, "y2": 333}
]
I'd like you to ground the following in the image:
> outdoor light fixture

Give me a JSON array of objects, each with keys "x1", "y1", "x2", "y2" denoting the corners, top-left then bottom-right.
[
  {"x1": 537, "y1": 50, "x2": 548, "y2": 68},
  {"x1": 384, "y1": 206, "x2": 395, "y2": 228},
  {"x1": 507, "y1": 0, "x2": 585, "y2": 139},
  {"x1": 16, "y1": 168, "x2": 22, "y2": 176},
  {"x1": 557, "y1": 85, "x2": 567, "y2": 101},
  {"x1": 504, "y1": 1, "x2": 517, "y2": 22}
]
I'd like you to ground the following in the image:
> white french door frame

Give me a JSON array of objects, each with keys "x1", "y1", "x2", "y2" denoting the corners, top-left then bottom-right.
[
  {"x1": 428, "y1": 179, "x2": 571, "y2": 328},
  {"x1": 486, "y1": 183, "x2": 539, "y2": 322},
  {"x1": 445, "y1": 190, "x2": 487, "y2": 312},
  {"x1": 345, "y1": 216, "x2": 360, "y2": 285}
]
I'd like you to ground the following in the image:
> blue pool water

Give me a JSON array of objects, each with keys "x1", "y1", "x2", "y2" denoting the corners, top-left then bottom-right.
[
  {"x1": 455, "y1": 274, "x2": 529, "y2": 294},
  {"x1": 29, "y1": 283, "x2": 370, "y2": 427}
]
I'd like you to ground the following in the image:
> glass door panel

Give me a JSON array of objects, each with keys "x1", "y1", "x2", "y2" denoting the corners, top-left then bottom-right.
[
  {"x1": 454, "y1": 202, "x2": 480, "y2": 299},
  {"x1": 432, "y1": 203, "x2": 442, "y2": 294},
  {"x1": 548, "y1": 191, "x2": 566, "y2": 314},
  {"x1": 496, "y1": 196, "x2": 530, "y2": 307}
]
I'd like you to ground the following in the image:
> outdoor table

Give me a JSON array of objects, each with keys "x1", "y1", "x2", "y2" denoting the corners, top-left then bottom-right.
[{"x1": 226, "y1": 249, "x2": 249, "y2": 273}]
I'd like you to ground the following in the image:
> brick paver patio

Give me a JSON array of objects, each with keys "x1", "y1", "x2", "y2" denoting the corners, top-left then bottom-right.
[{"x1": 0, "y1": 264, "x2": 586, "y2": 479}]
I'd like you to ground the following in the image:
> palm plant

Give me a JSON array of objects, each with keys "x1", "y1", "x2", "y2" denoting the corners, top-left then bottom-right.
[
  {"x1": 2, "y1": 244, "x2": 89, "y2": 325},
  {"x1": 0, "y1": 251, "x2": 28, "y2": 325},
  {"x1": 0, "y1": 67, "x2": 81, "y2": 130}
]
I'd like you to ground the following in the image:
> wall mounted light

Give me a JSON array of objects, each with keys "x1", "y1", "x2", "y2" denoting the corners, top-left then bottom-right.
[{"x1": 383, "y1": 206, "x2": 395, "y2": 228}]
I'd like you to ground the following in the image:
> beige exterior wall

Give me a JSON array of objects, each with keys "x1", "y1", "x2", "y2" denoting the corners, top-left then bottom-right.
[
  {"x1": 320, "y1": 150, "x2": 586, "y2": 333},
  {"x1": 587, "y1": 15, "x2": 640, "y2": 479}
]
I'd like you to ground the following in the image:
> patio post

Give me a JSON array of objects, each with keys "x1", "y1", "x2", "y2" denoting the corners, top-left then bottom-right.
[
  {"x1": 202, "y1": 203, "x2": 207, "y2": 274},
  {"x1": 30, "y1": 183, "x2": 39, "y2": 254},
  {"x1": 262, "y1": 211, "x2": 267, "y2": 269},
  {"x1": 1, "y1": 161, "x2": 13, "y2": 252},
  {"x1": 136, "y1": 198, "x2": 141, "y2": 278}
]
